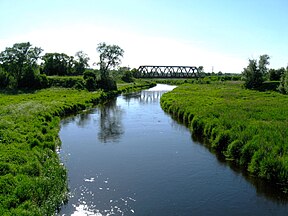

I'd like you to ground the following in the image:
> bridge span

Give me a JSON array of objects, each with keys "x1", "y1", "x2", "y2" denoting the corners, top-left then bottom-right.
[{"x1": 135, "y1": 65, "x2": 199, "y2": 78}]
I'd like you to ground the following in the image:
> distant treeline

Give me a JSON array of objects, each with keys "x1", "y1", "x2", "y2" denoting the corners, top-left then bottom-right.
[
  {"x1": 1, "y1": 42, "x2": 288, "y2": 94},
  {"x1": 0, "y1": 42, "x2": 136, "y2": 91}
]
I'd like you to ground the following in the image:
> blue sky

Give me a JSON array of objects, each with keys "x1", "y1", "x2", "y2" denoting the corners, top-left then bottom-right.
[{"x1": 0, "y1": 0, "x2": 287, "y2": 73}]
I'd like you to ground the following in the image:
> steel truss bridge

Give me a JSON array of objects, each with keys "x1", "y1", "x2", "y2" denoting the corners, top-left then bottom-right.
[{"x1": 135, "y1": 65, "x2": 199, "y2": 78}]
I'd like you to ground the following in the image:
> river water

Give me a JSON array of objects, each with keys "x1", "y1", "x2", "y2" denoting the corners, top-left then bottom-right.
[{"x1": 59, "y1": 84, "x2": 288, "y2": 216}]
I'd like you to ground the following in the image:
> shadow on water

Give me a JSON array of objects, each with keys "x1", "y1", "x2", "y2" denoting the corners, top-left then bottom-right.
[
  {"x1": 191, "y1": 133, "x2": 288, "y2": 205},
  {"x1": 165, "y1": 108, "x2": 288, "y2": 205}
]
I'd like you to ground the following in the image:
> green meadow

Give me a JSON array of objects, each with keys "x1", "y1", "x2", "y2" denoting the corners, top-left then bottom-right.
[
  {"x1": 161, "y1": 82, "x2": 288, "y2": 190},
  {"x1": 0, "y1": 81, "x2": 154, "y2": 215}
]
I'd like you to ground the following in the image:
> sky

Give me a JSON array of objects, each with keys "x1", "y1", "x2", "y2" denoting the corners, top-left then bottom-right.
[{"x1": 0, "y1": 0, "x2": 287, "y2": 73}]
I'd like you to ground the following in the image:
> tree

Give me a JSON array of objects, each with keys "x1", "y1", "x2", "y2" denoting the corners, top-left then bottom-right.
[
  {"x1": 96, "y1": 42, "x2": 124, "y2": 90},
  {"x1": 242, "y1": 55, "x2": 270, "y2": 89},
  {"x1": 198, "y1": 66, "x2": 204, "y2": 73},
  {"x1": 41, "y1": 53, "x2": 74, "y2": 76},
  {"x1": 74, "y1": 51, "x2": 90, "y2": 75},
  {"x1": 0, "y1": 42, "x2": 43, "y2": 88}
]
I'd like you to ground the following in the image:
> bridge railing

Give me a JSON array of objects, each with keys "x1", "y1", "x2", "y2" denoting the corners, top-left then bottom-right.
[{"x1": 135, "y1": 65, "x2": 199, "y2": 78}]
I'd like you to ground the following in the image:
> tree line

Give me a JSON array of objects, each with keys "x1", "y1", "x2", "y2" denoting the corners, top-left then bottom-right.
[
  {"x1": 241, "y1": 54, "x2": 288, "y2": 94},
  {"x1": 0, "y1": 42, "x2": 125, "y2": 91},
  {"x1": 1, "y1": 42, "x2": 288, "y2": 94}
]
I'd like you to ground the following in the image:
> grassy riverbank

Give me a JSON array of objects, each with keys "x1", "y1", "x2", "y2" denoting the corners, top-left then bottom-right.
[
  {"x1": 0, "y1": 81, "x2": 154, "y2": 215},
  {"x1": 160, "y1": 82, "x2": 288, "y2": 190}
]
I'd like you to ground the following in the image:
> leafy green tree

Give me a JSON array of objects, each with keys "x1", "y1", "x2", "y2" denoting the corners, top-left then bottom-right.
[
  {"x1": 242, "y1": 55, "x2": 270, "y2": 89},
  {"x1": 74, "y1": 51, "x2": 90, "y2": 75},
  {"x1": 97, "y1": 42, "x2": 124, "y2": 90},
  {"x1": 42, "y1": 53, "x2": 74, "y2": 76},
  {"x1": 0, "y1": 42, "x2": 42, "y2": 88}
]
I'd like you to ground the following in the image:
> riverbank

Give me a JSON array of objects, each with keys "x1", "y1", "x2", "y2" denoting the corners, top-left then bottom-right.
[
  {"x1": 160, "y1": 82, "x2": 288, "y2": 191},
  {"x1": 0, "y1": 81, "x2": 155, "y2": 215}
]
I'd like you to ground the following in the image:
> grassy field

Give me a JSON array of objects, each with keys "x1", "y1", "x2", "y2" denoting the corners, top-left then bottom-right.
[
  {"x1": 0, "y1": 81, "x2": 154, "y2": 215},
  {"x1": 160, "y1": 82, "x2": 288, "y2": 191}
]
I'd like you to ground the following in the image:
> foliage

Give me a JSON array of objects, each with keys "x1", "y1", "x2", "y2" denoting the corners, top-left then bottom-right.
[
  {"x1": 0, "y1": 42, "x2": 43, "y2": 88},
  {"x1": 47, "y1": 76, "x2": 84, "y2": 89},
  {"x1": 121, "y1": 70, "x2": 134, "y2": 83},
  {"x1": 74, "y1": 51, "x2": 90, "y2": 75},
  {"x1": 278, "y1": 67, "x2": 288, "y2": 94},
  {"x1": 96, "y1": 42, "x2": 124, "y2": 91},
  {"x1": 269, "y1": 67, "x2": 285, "y2": 81},
  {"x1": 242, "y1": 55, "x2": 270, "y2": 89},
  {"x1": 41, "y1": 53, "x2": 74, "y2": 76},
  {"x1": 41, "y1": 51, "x2": 90, "y2": 76},
  {"x1": 0, "y1": 66, "x2": 10, "y2": 88},
  {"x1": 161, "y1": 82, "x2": 288, "y2": 189},
  {"x1": 83, "y1": 70, "x2": 97, "y2": 91}
]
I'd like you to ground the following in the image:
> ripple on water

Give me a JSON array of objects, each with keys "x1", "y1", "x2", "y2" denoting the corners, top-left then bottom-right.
[{"x1": 65, "y1": 175, "x2": 136, "y2": 216}]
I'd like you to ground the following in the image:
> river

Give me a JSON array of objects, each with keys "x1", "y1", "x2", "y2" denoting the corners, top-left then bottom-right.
[{"x1": 58, "y1": 84, "x2": 288, "y2": 216}]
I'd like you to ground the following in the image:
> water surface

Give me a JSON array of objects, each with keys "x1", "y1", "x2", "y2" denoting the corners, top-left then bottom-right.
[{"x1": 59, "y1": 84, "x2": 288, "y2": 216}]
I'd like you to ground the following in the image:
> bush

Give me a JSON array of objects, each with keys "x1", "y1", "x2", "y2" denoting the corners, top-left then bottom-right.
[
  {"x1": 83, "y1": 70, "x2": 97, "y2": 80},
  {"x1": 84, "y1": 77, "x2": 97, "y2": 91},
  {"x1": 97, "y1": 78, "x2": 117, "y2": 91},
  {"x1": 278, "y1": 68, "x2": 288, "y2": 94},
  {"x1": 47, "y1": 76, "x2": 84, "y2": 89},
  {"x1": 121, "y1": 70, "x2": 134, "y2": 83}
]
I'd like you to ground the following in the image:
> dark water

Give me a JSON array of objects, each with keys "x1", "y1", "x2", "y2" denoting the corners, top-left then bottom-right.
[{"x1": 59, "y1": 84, "x2": 288, "y2": 216}]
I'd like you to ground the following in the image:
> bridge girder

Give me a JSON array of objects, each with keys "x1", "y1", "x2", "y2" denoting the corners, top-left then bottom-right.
[{"x1": 135, "y1": 65, "x2": 199, "y2": 78}]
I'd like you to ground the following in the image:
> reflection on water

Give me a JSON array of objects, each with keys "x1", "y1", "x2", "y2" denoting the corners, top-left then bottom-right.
[
  {"x1": 98, "y1": 98, "x2": 124, "y2": 143},
  {"x1": 123, "y1": 90, "x2": 167, "y2": 104},
  {"x1": 59, "y1": 84, "x2": 288, "y2": 216}
]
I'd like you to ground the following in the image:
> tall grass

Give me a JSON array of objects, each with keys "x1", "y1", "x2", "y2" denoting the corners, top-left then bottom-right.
[
  {"x1": 0, "y1": 81, "x2": 154, "y2": 215},
  {"x1": 161, "y1": 82, "x2": 288, "y2": 190}
]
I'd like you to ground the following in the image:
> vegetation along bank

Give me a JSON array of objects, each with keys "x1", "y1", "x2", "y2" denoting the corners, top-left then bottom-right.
[
  {"x1": 160, "y1": 82, "x2": 288, "y2": 192},
  {"x1": 0, "y1": 82, "x2": 154, "y2": 215}
]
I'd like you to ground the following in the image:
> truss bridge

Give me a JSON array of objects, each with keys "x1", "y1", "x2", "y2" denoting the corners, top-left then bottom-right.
[{"x1": 135, "y1": 65, "x2": 199, "y2": 78}]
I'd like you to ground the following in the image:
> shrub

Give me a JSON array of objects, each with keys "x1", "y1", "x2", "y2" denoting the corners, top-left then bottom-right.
[
  {"x1": 278, "y1": 68, "x2": 288, "y2": 94},
  {"x1": 97, "y1": 78, "x2": 117, "y2": 91},
  {"x1": 85, "y1": 77, "x2": 97, "y2": 91},
  {"x1": 48, "y1": 76, "x2": 84, "y2": 88},
  {"x1": 121, "y1": 70, "x2": 134, "y2": 83}
]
